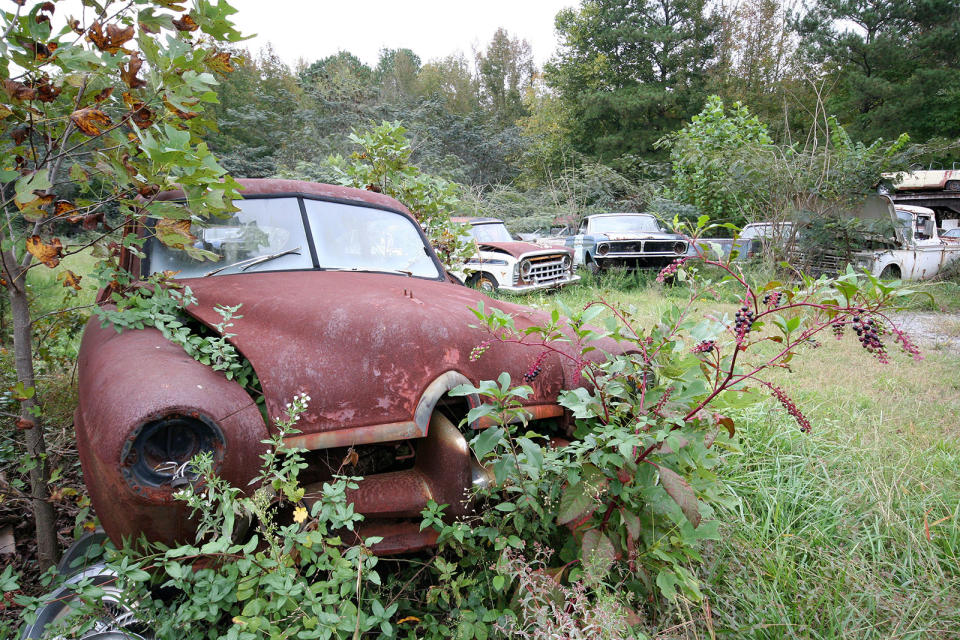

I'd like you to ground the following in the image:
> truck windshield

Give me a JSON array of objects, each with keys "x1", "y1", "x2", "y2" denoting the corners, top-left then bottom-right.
[
  {"x1": 590, "y1": 216, "x2": 662, "y2": 234},
  {"x1": 469, "y1": 223, "x2": 514, "y2": 243}
]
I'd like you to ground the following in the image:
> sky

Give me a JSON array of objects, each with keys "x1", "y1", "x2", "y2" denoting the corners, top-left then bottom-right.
[{"x1": 226, "y1": 0, "x2": 576, "y2": 69}]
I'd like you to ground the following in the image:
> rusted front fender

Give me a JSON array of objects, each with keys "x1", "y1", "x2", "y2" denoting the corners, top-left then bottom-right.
[{"x1": 75, "y1": 319, "x2": 268, "y2": 546}]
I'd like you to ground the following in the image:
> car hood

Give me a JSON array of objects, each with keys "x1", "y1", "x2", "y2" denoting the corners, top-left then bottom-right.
[
  {"x1": 597, "y1": 232, "x2": 685, "y2": 241},
  {"x1": 181, "y1": 271, "x2": 592, "y2": 435},
  {"x1": 477, "y1": 241, "x2": 571, "y2": 259}
]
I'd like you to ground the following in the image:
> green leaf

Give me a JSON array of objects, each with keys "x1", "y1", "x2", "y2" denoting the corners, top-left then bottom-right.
[
  {"x1": 557, "y1": 482, "x2": 593, "y2": 525},
  {"x1": 470, "y1": 426, "x2": 503, "y2": 460},
  {"x1": 655, "y1": 464, "x2": 701, "y2": 527}
]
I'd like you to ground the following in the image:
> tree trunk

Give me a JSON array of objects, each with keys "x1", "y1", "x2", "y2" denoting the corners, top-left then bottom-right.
[{"x1": 4, "y1": 259, "x2": 59, "y2": 570}]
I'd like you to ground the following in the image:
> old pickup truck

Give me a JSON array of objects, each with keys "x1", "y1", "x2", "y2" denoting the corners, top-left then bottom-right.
[{"x1": 786, "y1": 199, "x2": 960, "y2": 280}]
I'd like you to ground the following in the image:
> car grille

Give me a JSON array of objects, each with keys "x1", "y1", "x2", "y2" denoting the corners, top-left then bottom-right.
[
  {"x1": 607, "y1": 240, "x2": 686, "y2": 254},
  {"x1": 524, "y1": 254, "x2": 569, "y2": 284}
]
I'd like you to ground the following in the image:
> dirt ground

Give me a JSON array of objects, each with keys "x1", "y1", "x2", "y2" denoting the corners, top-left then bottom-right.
[{"x1": 890, "y1": 311, "x2": 960, "y2": 354}]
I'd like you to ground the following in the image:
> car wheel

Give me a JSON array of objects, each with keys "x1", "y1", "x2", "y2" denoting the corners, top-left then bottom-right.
[
  {"x1": 469, "y1": 273, "x2": 499, "y2": 293},
  {"x1": 584, "y1": 256, "x2": 599, "y2": 275},
  {"x1": 879, "y1": 264, "x2": 901, "y2": 280},
  {"x1": 19, "y1": 564, "x2": 150, "y2": 640}
]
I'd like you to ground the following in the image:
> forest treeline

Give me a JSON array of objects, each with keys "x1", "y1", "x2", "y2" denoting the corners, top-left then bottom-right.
[{"x1": 206, "y1": 0, "x2": 960, "y2": 230}]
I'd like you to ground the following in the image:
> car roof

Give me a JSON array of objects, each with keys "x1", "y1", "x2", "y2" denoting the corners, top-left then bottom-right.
[
  {"x1": 894, "y1": 204, "x2": 936, "y2": 215},
  {"x1": 157, "y1": 178, "x2": 412, "y2": 216},
  {"x1": 450, "y1": 216, "x2": 503, "y2": 225},
  {"x1": 587, "y1": 213, "x2": 655, "y2": 219}
]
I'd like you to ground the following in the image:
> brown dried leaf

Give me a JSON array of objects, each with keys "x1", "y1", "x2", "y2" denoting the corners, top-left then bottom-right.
[
  {"x1": 54, "y1": 200, "x2": 76, "y2": 216},
  {"x1": 129, "y1": 101, "x2": 154, "y2": 129},
  {"x1": 137, "y1": 183, "x2": 160, "y2": 197},
  {"x1": 36, "y1": 77, "x2": 61, "y2": 103},
  {"x1": 341, "y1": 447, "x2": 359, "y2": 468},
  {"x1": 11, "y1": 126, "x2": 29, "y2": 145},
  {"x1": 172, "y1": 13, "x2": 199, "y2": 32},
  {"x1": 70, "y1": 108, "x2": 112, "y2": 136},
  {"x1": 87, "y1": 22, "x2": 134, "y2": 54},
  {"x1": 93, "y1": 87, "x2": 114, "y2": 102},
  {"x1": 206, "y1": 50, "x2": 234, "y2": 74},
  {"x1": 25, "y1": 235, "x2": 63, "y2": 268},
  {"x1": 121, "y1": 53, "x2": 147, "y2": 89},
  {"x1": 155, "y1": 218, "x2": 196, "y2": 249},
  {"x1": 16, "y1": 417, "x2": 37, "y2": 430},
  {"x1": 68, "y1": 18, "x2": 83, "y2": 35},
  {"x1": 82, "y1": 212, "x2": 105, "y2": 230},
  {"x1": 4, "y1": 79, "x2": 37, "y2": 102},
  {"x1": 57, "y1": 269, "x2": 82, "y2": 291},
  {"x1": 163, "y1": 95, "x2": 198, "y2": 119}
]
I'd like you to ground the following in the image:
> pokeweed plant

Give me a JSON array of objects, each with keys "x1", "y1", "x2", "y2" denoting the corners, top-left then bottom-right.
[{"x1": 414, "y1": 243, "x2": 923, "y2": 631}]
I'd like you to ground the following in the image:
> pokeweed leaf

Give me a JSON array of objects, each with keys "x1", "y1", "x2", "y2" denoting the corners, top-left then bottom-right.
[
  {"x1": 557, "y1": 482, "x2": 593, "y2": 525},
  {"x1": 655, "y1": 463, "x2": 701, "y2": 527}
]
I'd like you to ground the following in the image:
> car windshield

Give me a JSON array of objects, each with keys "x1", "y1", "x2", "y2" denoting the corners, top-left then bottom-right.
[
  {"x1": 147, "y1": 197, "x2": 441, "y2": 279},
  {"x1": 468, "y1": 222, "x2": 514, "y2": 243},
  {"x1": 590, "y1": 215, "x2": 661, "y2": 234},
  {"x1": 303, "y1": 199, "x2": 440, "y2": 277},
  {"x1": 944, "y1": 228, "x2": 960, "y2": 238}
]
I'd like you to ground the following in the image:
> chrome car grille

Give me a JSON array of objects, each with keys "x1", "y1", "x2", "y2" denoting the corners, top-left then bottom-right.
[
  {"x1": 607, "y1": 240, "x2": 687, "y2": 254},
  {"x1": 524, "y1": 255, "x2": 569, "y2": 284}
]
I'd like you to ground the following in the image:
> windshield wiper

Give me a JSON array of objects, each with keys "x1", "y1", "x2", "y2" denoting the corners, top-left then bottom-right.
[
  {"x1": 203, "y1": 247, "x2": 302, "y2": 277},
  {"x1": 323, "y1": 266, "x2": 413, "y2": 277}
]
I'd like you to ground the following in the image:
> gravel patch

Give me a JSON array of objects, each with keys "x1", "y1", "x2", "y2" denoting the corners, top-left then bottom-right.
[{"x1": 889, "y1": 312, "x2": 960, "y2": 354}]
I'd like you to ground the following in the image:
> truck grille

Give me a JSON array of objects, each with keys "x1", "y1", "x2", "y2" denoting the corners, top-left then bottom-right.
[{"x1": 524, "y1": 254, "x2": 569, "y2": 284}]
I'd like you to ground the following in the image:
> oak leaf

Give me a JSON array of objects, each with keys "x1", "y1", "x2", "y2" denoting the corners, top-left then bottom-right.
[
  {"x1": 54, "y1": 200, "x2": 76, "y2": 217},
  {"x1": 70, "y1": 108, "x2": 112, "y2": 136},
  {"x1": 26, "y1": 235, "x2": 63, "y2": 268},
  {"x1": 206, "y1": 50, "x2": 234, "y2": 74},
  {"x1": 93, "y1": 87, "x2": 114, "y2": 102},
  {"x1": 121, "y1": 53, "x2": 147, "y2": 89},
  {"x1": 129, "y1": 102, "x2": 154, "y2": 129},
  {"x1": 58, "y1": 270, "x2": 82, "y2": 290},
  {"x1": 87, "y1": 22, "x2": 134, "y2": 54},
  {"x1": 155, "y1": 218, "x2": 196, "y2": 249},
  {"x1": 172, "y1": 13, "x2": 199, "y2": 32},
  {"x1": 4, "y1": 79, "x2": 37, "y2": 101},
  {"x1": 82, "y1": 212, "x2": 105, "y2": 230},
  {"x1": 163, "y1": 95, "x2": 198, "y2": 119}
]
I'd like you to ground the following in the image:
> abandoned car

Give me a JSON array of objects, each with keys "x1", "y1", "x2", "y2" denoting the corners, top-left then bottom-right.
[
  {"x1": 75, "y1": 179, "x2": 616, "y2": 558},
  {"x1": 538, "y1": 213, "x2": 689, "y2": 272},
  {"x1": 450, "y1": 216, "x2": 579, "y2": 293}
]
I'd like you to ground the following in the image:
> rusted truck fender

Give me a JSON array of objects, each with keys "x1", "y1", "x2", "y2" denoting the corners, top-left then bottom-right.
[{"x1": 75, "y1": 320, "x2": 268, "y2": 545}]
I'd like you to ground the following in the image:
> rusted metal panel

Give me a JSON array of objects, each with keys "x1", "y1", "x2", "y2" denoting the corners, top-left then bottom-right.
[
  {"x1": 182, "y1": 271, "x2": 597, "y2": 439},
  {"x1": 75, "y1": 320, "x2": 269, "y2": 546}
]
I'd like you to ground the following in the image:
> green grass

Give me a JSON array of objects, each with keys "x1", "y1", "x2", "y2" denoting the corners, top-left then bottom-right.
[{"x1": 508, "y1": 274, "x2": 960, "y2": 639}]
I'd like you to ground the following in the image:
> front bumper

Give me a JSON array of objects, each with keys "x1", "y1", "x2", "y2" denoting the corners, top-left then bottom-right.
[{"x1": 500, "y1": 273, "x2": 581, "y2": 293}]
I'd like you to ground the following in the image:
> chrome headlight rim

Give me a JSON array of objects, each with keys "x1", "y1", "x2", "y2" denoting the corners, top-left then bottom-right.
[
  {"x1": 674, "y1": 241, "x2": 687, "y2": 254},
  {"x1": 562, "y1": 254, "x2": 572, "y2": 271},
  {"x1": 121, "y1": 412, "x2": 225, "y2": 491},
  {"x1": 520, "y1": 259, "x2": 533, "y2": 278},
  {"x1": 597, "y1": 242, "x2": 610, "y2": 256}
]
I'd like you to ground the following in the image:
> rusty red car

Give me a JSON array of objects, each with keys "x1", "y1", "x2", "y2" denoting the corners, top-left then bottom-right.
[{"x1": 74, "y1": 179, "x2": 613, "y2": 557}]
